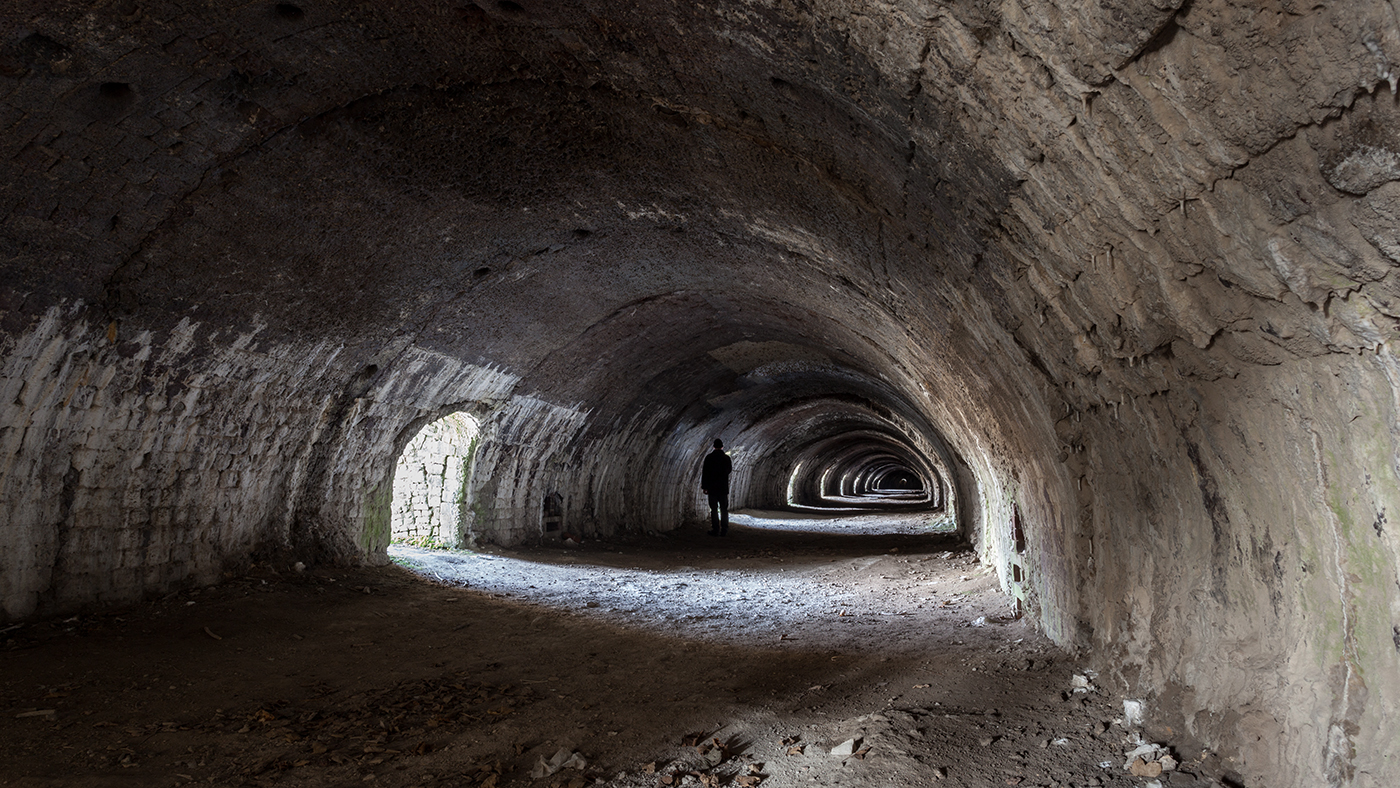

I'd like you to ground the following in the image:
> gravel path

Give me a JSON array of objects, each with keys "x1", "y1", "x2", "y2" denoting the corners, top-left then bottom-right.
[
  {"x1": 390, "y1": 510, "x2": 1004, "y2": 653},
  {"x1": 0, "y1": 510, "x2": 1227, "y2": 788},
  {"x1": 380, "y1": 510, "x2": 1219, "y2": 788}
]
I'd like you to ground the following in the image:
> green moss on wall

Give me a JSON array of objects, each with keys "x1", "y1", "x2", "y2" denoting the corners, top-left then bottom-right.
[
  {"x1": 451, "y1": 433, "x2": 482, "y2": 548},
  {"x1": 361, "y1": 482, "x2": 393, "y2": 553}
]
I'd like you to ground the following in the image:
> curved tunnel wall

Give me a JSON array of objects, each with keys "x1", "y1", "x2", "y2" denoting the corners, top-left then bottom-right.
[{"x1": 2, "y1": 2, "x2": 1400, "y2": 786}]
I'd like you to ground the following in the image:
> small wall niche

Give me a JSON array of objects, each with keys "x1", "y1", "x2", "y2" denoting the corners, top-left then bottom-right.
[
  {"x1": 275, "y1": 3, "x2": 305, "y2": 21},
  {"x1": 543, "y1": 491, "x2": 563, "y2": 534}
]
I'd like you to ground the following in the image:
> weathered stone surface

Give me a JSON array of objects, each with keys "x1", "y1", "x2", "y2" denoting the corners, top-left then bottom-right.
[{"x1": 390, "y1": 412, "x2": 479, "y2": 545}]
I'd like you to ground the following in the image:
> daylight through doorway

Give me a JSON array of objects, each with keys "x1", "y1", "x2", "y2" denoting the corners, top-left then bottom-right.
[{"x1": 390, "y1": 412, "x2": 480, "y2": 548}]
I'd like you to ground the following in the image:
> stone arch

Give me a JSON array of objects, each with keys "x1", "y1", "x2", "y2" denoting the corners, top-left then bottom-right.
[{"x1": 389, "y1": 411, "x2": 480, "y2": 548}]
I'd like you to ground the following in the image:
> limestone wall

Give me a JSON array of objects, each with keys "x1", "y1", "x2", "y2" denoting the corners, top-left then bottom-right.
[
  {"x1": 0, "y1": 307, "x2": 347, "y2": 619},
  {"x1": 0, "y1": 304, "x2": 520, "y2": 619},
  {"x1": 1062, "y1": 356, "x2": 1400, "y2": 786},
  {"x1": 460, "y1": 396, "x2": 589, "y2": 546},
  {"x1": 389, "y1": 413, "x2": 478, "y2": 547}
]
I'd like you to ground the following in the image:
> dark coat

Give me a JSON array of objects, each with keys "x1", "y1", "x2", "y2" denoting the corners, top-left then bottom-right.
[{"x1": 701, "y1": 449, "x2": 732, "y2": 495}]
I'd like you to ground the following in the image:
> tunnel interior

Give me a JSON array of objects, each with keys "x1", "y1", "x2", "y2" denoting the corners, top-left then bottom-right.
[{"x1": 3, "y1": 1, "x2": 1400, "y2": 786}]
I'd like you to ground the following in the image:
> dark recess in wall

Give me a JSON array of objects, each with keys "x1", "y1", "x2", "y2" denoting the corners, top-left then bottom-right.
[{"x1": 274, "y1": 3, "x2": 305, "y2": 22}]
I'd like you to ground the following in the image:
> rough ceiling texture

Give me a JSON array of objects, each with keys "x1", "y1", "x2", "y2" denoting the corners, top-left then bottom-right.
[{"x1": 3, "y1": 1, "x2": 1400, "y2": 786}]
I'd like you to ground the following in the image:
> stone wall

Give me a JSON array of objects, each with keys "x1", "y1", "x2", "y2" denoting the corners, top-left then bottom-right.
[
  {"x1": 0, "y1": 306, "x2": 349, "y2": 620},
  {"x1": 0, "y1": 303, "x2": 520, "y2": 619},
  {"x1": 460, "y1": 396, "x2": 590, "y2": 546},
  {"x1": 389, "y1": 413, "x2": 478, "y2": 546},
  {"x1": 1066, "y1": 355, "x2": 1400, "y2": 785}
]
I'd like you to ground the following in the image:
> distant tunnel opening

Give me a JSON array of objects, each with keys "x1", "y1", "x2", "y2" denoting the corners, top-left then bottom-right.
[
  {"x1": 873, "y1": 468, "x2": 923, "y2": 491},
  {"x1": 755, "y1": 427, "x2": 952, "y2": 535},
  {"x1": 784, "y1": 433, "x2": 946, "y2": 514}
]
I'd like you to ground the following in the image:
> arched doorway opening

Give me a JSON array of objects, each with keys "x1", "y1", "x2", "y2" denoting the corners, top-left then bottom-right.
[{"x1": 390, "y1": 412, "x2": 480, "y2": 548}]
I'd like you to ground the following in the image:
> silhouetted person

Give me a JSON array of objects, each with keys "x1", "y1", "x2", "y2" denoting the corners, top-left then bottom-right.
[{"x1": 700, "y1": 438, "x2": 732, "y2": 536}]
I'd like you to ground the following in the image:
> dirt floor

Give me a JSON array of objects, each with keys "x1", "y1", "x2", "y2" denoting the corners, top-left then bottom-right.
[{"x1": 1, "y1": 512, "x2": 1225, "y2": 788}]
